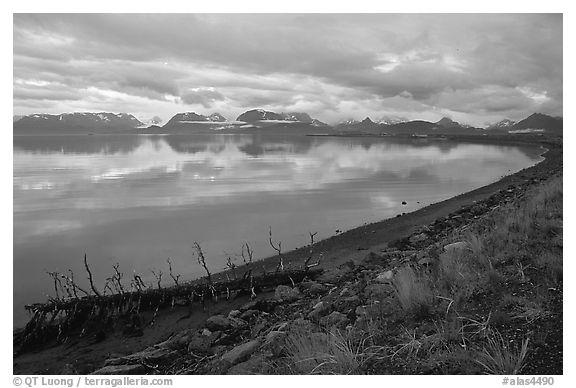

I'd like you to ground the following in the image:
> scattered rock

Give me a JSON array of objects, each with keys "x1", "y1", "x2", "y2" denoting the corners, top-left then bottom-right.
[
  {"x1": 335, "y1": 295, "x2": 361, "y2": 314},
  {"x1": 274, "y1": 285, "x2": 302, "y2": 302},
  {"x1": 228, "y1": 310, "x2": 241, "y2": 319},
  {"x1": 229, "y1": 317, "x2": 249, "y2": 330},
  {"x1": 202, "y1": 328, "x2": 212, "y2": 337},
  {"x1": 206, "y1": 315, "x2": 232, "y2": 331},
  {"x1": 91, "y1": 364, "x2": 147, "y2": 375},
  {"x1": 374, "y1": 271, "x2": 394, "y2": 283},
  {"x1": 187, "y1": 335, "x2": 212, "y2": 354},
  {"x1": 320, "y1": 311, "x2": 350, "y2": 329},
  {"x1": 239, "y1": 309, "x2": 259, "y2": 321},
  {"x1": 156, "y1": 330, "x2": 194, "y2": 350},
  {"x1": 308, "y1": 301, "x2": 332, "y2": 322},
  {"x1": 262, "y1": 331, "x2": 288, "y2": 357},
  {"x1": 239, "y1": 300, "x2": 259, "y2": 312},
  {"x1": 221, "y1": 340, "x2": 261, "y2": 366},
  {"x1": 308, "y1": 282, "x2": 329, "y2": 296}
]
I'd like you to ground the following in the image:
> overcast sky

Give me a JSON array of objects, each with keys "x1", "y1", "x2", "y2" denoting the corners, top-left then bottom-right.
[{"x1": 13, "y1": 13, "x2": 562, "y2": 126}]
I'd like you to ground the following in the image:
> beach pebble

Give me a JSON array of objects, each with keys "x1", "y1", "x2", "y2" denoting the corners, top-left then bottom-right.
[
  {"x1": 274, "y1": 285, "x2": 302, "y2": 302},
  {"x1": 221, "y1": 339, "x2": 261, "y2": 366}
]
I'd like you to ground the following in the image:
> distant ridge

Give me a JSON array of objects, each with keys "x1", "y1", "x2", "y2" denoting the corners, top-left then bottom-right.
[
  {"x1": 164, "y1": 112, "x2": 227, "y2": 127},
  {"x1": 235, "y1": 109, "x2": 326, "y2": 126},
  {"x1": 14, "y1": 112, "x2": 143, "y2": 133},
  {"x1": 486, "y1": 119, "x2": 516, "y2": 130},
  {"x1": 511, "y1": 113, "x2": 562, "y2": 133}
]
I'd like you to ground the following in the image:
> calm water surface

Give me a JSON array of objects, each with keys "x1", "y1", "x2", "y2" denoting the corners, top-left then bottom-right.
[{"x1": 13, "y1": 133, "x2": 543, "y2": 326}]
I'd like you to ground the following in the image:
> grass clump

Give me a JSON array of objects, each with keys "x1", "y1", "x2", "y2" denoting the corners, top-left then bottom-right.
[
  {"x1": 281, "y1": 328, "x2": 375, "y2": 374},
  {"x1": 476, "y1": 330, "x2": 530, "y2": 375},
  {"x1": 391, "y1": 266, "x2": 435, "y2": 320}
]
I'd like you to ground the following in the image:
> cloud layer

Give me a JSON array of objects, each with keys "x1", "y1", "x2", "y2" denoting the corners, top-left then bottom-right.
[{"x1": 13, "y1": 14, "x2": 562, "y2": 126}]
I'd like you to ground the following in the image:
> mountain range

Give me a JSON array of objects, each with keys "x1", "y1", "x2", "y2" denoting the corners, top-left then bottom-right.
[
  {"x1": 14, "y1": 110, "x2": 562, "y2": 135},
  {"x1": 14, "y1": 112, "x2": 143, "y2": 133}
]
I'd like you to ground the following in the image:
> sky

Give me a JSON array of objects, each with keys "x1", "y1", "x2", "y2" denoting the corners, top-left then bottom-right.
[{"x1": 13, "y1": 13, "x2": 563, "y2": 127}]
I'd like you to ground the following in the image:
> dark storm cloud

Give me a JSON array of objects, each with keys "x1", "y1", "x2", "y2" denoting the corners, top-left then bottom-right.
[{"x1": 13, "y1": 14, "x2": 562, "y2": 125}]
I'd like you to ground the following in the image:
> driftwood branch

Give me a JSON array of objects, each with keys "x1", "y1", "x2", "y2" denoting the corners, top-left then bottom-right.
[
  {"x1": 194, "y1": 242, "x2": 212, "y2": 285},
  {"x1": 268, "y1": 227, "x2": 284, "y2": 273},
  {"x1": 304, "y1": 231, "x2": 321, "y2": 269},
  {"x1": 225, "y1": 257, "x2": 237, "y2": 280},
  {"x1": 62, "y1": 270, "x2": 89, "y2": 297},
  {"x1": 150, "y1": 269, "x2": 163, "y2": 290},
  {"x1": 112, "y1": 263, "x2": 125, "y2": 294},
  {"x1": 83, "y1": 254, "x2": 101, "y2": 297},
  {"x1": 241, "y1": 242, "x2": 253, "y2": 266},
  {"x1": 166, "y1": 258, "x2": 180, "y2": 286}
]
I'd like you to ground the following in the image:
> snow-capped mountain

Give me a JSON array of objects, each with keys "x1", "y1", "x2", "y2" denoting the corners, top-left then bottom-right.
[
  {"x1": 236, "y1": 109, "x2": 286, "y2": 122},
  {"x1": 376, "y1": 116, "x2": 408, "y2": 125},
  {"x1": 487, "y1": 119, "x2": 517, "y2": 130},
  {"x1": 165, "y1": 112, "x2": 228, "y2": 126},
  {"x1": 138, "y1": 116, "x2": 164, "y2": 127},
  {"x1": 207, "y1": 113, "x2": 227, "y2": 122},
  {"x1": 337, "y1": 119, "x2": 360, "y2": 126},
  {"x1": 310, "y1": 118, "x2": 329, "y2": 127},
  {"x1": 14, "y1": 112, "x2": 143, "y2": 132},
  {"x1": 435, "y1": 117, "x2": 461, "y2": 128},
  {"x1": 236, "y1": 109, "x2": 326, "y2": 126}
]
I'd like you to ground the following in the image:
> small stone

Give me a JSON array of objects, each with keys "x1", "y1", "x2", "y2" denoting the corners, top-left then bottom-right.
[
  {"x1": 239, "y1": 309, "x2": 259, "y2": 321},
  {"x1": 202, "y1": 328, "x2": 212, "y2": 337},
  {"x1": 228, "y1": 310, "x2": 241, "y2": 318},
  {"x1": 156, "y1": 330, "x2": 194, "y2": 350},
  {"x1": 206, "y1": 315, "x2": 232, "y2": 331},
  {"x1": 308, "y1": 301, "x2": 332, "y2": 322},
  {"x1": 308, "y1": 282, "x2": 329, "y2": 296},
  {"x1": 229, "y1": 317, "x2": 249, "y2": 330},
  {"x1": 335, "y1": 295, "x2": 361, "y2": 314},
  {"x1": 274, "y1": 285, "x2": 302, "y2": 302},
  {"x1": 262, "y1": 331, "x2": 288, "y2": 357},
  {"x1": 187, "y1": 335, "x2": 212, "y2": 354},
  {"x1": 375, "y1": 270, "x2": 394, "y2": 283},
  {"x1": 402, "y1": 201, "x2": 407, "y2": 205},
  {"x1": 320, "y1": 311, "x2": 350, "y2": 329},
  {"x1": 221, "y1": 340, "x2": 261, "y2": 366}
]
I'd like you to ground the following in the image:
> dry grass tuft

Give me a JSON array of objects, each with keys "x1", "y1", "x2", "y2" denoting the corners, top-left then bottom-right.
[{"x1": 476, "y1": 330, "x2": 530, "y2": 375}]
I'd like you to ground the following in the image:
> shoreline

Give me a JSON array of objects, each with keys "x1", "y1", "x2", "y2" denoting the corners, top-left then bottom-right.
[{"x1": 211, "y1": 134, "x2": 560, "y2": 281}]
